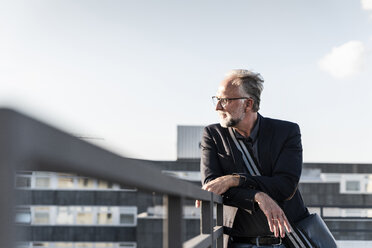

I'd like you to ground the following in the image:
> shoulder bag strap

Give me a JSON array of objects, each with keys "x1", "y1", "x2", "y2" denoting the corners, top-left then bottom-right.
[{"x1": 228, "y1": 127, "x2": 260, "y2": 176}]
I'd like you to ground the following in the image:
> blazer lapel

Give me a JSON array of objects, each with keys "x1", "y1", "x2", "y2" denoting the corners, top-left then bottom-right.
[
  {"x1": 257, "y1": 114, "x2": 274, "y2": 175},
  {"x1": 223, "y1": 127, "x2": 249, "y2": 174}
]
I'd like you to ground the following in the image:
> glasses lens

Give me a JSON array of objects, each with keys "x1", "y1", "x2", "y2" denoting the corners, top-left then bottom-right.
[{"x1": 212, "y1": 96, "x2": 218, "y2": 106}]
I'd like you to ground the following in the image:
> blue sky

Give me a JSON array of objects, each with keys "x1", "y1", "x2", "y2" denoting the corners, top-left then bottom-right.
[{"x1": 1, "y1": 0, "x2": 372, "y2": 162}]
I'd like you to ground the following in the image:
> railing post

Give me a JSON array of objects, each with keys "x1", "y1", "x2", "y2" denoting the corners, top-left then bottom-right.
[
  {"x1": 201, "y1": 193, "x2": 214, "y2": 247},
  {"x1": 163, "y1": 195, "x2": 184, "y2": 248},
  {"x1": 216, "y1": 203, "x2": 223, "y2": 248},
  {"x1": 0, "y1": 115, "x2": 16, "y2": 248},
  {"x1": 0, "y1": 159, "x2": 15, "y2": 248}
]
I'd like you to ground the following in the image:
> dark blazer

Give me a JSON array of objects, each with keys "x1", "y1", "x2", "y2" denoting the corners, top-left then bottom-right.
[{"x1": 200, "y1": 114, "x2": 309, "y2": 246}]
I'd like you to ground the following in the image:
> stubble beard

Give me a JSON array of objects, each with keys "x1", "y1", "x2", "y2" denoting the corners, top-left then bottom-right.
[{"x1": 219, "y1": 111, "x2": 244, "y2": 128}]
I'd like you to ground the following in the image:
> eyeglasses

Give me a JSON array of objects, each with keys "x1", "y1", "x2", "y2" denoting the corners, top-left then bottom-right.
[{"x1": 212, "y1": 96, "x2": 250, "y2": 108}]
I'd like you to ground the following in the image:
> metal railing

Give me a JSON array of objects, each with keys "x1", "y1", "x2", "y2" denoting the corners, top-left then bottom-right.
[
  {"x1": 307, "y1": 205, "x2": 372, "y2": 220},
  {"x1": 0, "y1": 109, "x2": 223, "y2": 248},
  {"x1": 307, "y1": 204, "x2": 372, "y2": 240}
]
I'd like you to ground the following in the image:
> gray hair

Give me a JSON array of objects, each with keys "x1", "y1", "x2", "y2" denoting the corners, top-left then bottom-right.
[{"x1": 226, "y1": 69, "x2": 264, "y2": 112}]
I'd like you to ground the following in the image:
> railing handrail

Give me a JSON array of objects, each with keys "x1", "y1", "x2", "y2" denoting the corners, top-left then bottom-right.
[
  {"x1": 0, "y1": 108, "x2": 223, "y2": 248},
  {"x1": 307, "y1": 204, "x2": 372, "y2": 208}
]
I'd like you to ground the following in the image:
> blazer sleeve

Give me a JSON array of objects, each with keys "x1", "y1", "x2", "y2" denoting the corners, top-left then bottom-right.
[
  {"x1": 200, "y1": 126, "x2": 259, "y2": 211},
  {"x1": 240, "y1": 123, "x2": 303, "y2": 202}
]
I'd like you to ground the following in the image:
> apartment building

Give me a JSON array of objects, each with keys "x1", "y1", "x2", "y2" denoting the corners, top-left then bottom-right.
[{"x1": 13, "y1": 125, "x2": 372, "y2": 248}]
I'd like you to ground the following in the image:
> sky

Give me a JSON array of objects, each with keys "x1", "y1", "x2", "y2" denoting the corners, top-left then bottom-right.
[{"x1": 0, "y1": 0, "x2": 372, "y2": 163}]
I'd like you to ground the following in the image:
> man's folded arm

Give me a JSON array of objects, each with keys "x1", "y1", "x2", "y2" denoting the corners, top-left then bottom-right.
[
  {"x1": 222, "y1": 187, "x2": 259, "y2": 211},
  {"x1": 238, "y1": 124, "x2": 303, "y2": 202},
  {"x1": 201, "y1": 127, "x2": 260, "y2": 211}
]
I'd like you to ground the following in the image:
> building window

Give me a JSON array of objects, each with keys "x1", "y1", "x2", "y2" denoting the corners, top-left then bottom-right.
[
  {"x1": 16, "y1": 171, "x2": 138, "y2": 191},
  {"x1": 35, "y1": 177, "x2": 51, "y2": 188},
  {"x1": 340, "y1": 174, "x2": 368, "y2": 194},
  {"x1": 74, "y1": 243, "x2": 91, "y2": 248},
  {"x1": 27, "y1": 243, "x2": 136, "y2": 248},
  {"x1": 98, "y1": 180, "x2": 114, "y2": 189},
  {"x1": 15, "y1": 207, "x2": 31, "y2": 224},
  {"x1": 33, "y1": 207, "x2": 50, "y2": 225},
  {"x1": 22, "y1": 206, "x2": 138, "y2": 226},
  {"x1": 32, "y1": 242, "x2": 49, "y2": 247},
  {"x1": 119, "y1": 207, "x2": 137, "y2": 226},
  {"x1": 120, "y1": 214, "x2": 134, "y2": 225},
  {"x1": 34, "y1": 212, "x2": 50, "y2": 224},
  {"x1": 323, "y1": 207, "x2": 341, "y2": 217},
  {"x1": 119, "y1": 243, "x2": 136, "y2": 248},
  {"x1": 58, "y1": 176, "x2": 75, "y2": 189},
  {"x1": 32, "y1": 172, "x2": 53, "y2": 189},
  {"x1": 343, "y1": 208, "x2": 365, "y2": 217},
  {"x1": 56, "y1": 207, "x2": 74, "y2": 225},
  {"x1": 16, "y1": 242, "x2": 31, "y2": 248},
  {"x1": 77, "y1": 178, "x2": 95, "y2": 189},
  {"x1": 95, "y1": 243, "x2": 114, "y2": 247},
  {"x1": 323, "y1": 207, "x2": 372, "y2": 218},
  {"x1": 346, "y1": 181, "x2": 360, "y2": 191},
  {"x1": 15, "y1": 176, "x2": 31, "y2": 188},
  {"x1": 54, "y1": 243, "x2": 73, "y2": 248},
  {"x1": 366, "y1": 175, "x2": 372, "y2": 193},
  {"x1": 119, "y1": 184, "x2": 137, "y2": 191},
  {"x1": 97, "y1": 207, "x2": 114, "y2": 225},
  {"x1": 76, "y1": 207, "x2": 94, "y2": 225}
]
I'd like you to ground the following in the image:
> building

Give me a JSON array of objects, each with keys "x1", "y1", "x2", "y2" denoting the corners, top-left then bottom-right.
[{"x1": 14, "y1": 125, "x2": 372, "y2": 248}]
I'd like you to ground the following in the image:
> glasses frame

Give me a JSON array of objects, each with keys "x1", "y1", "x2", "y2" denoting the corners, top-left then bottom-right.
[{"x1": 212, "y1": 96, "x2": 250, "y2": 108}]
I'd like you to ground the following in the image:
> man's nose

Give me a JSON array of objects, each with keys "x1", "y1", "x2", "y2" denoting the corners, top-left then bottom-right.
[{"x1": 215, "y1": 101, "x2": 223, "y2": 111}]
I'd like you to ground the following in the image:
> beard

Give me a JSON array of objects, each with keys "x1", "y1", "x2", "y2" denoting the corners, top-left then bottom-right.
[{"x1": 218, "y1": 111, "x2": 244, "y2": 128}]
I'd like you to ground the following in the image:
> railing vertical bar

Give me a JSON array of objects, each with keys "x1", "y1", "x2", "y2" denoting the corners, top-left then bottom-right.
[
  {"x1": 0, "y1": 160, "x2": 15, "y2": 248},
  {"x1": 201, "y1": 193, "x2": 214, "y2": 247},
  {"x1": 164, "y1": 195, "x2": 184, "y2": 248},
  {"x1": 216, "y1": 203, "x2": 223, "y2": 248},
  {"x1": 0, "y1": 116, "x2": 16, "y2": 248}
]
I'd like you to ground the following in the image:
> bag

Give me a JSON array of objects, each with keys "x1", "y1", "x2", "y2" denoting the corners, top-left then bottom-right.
[{"x1": 295, "y1": 213, "x2": 338, "y2": 248}]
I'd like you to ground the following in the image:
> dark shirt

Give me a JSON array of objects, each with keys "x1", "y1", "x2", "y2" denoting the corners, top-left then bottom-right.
[{"x1": 234, "y1": 116, "x2": 260, "y2": 163}]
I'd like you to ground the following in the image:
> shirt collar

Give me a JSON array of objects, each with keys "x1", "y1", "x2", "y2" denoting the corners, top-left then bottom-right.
[{"x1": 234, "y1": 116, "x2": 260, "y2": 143}]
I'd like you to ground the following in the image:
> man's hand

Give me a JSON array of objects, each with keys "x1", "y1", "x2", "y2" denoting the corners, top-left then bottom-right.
[
  {"x1": 254, "y1": 192, "x2": 291, "y2": 238},
  {"x1": 195, "y1": 175, "x2": 240, "y2": 208},
  {"x1": 202, "y1": 175, "x2": 240, "y2": 195}
]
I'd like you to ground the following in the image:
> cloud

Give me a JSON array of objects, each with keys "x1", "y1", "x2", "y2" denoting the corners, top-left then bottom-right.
[
  {"x1": 361, "y1": 0, "x2": 372, "y2": 10},
  {"x1": 362, "y1": 0, "x2": 372, "y2": 18},
  {"x1": 318, "y1": 41, "x2": 367, "y2": 79}
]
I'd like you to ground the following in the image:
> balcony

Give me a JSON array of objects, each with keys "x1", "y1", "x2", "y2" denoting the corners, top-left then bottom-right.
[
  {"x1": 0, "y1": 109, "x2": 223, "y2": 248},
  {"x1": 3, "y1": 108, "x2": 372, "y2": 248}
]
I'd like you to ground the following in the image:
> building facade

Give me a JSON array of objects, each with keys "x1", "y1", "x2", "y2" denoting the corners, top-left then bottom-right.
[{"x1": 13, "y1": 126, "x2": 372, "y2": 248}]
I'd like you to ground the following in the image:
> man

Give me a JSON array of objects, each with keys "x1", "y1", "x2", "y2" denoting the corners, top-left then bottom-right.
[{"x1": 200, "y1": 69, "x2": 309, "y2": 248}]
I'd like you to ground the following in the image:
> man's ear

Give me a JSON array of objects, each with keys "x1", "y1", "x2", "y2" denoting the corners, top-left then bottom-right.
[
  {"x1": 246, "y1": 99, "x2": 252, "y2": 108},
  {"x1": 244, "y1": 100, "x2": 250, "y2": 113},
  {"x1": 246, "y1": 99, "x2": 255, "y2": 112}
]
